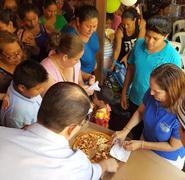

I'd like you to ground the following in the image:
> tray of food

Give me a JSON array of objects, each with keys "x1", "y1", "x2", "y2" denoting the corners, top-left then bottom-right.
[{"x1": 72, "y1": 131, "x2": 112, "y2": 162}]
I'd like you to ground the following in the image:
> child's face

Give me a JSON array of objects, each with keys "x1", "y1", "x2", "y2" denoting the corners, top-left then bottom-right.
[
  {"x1": 21, "y1": 82, "x2": 46, "y2": 98},
  {"x1": 92, "y1": 95, "x2": 105, "y2": 107},
  {"x1": 105, "y1": 19, "x2": 112, "y2": 29}
]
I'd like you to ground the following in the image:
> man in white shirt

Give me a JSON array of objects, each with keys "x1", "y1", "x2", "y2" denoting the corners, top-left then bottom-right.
[{"x1": 0, "y1": 82, "x2": 118, "y2": 180}]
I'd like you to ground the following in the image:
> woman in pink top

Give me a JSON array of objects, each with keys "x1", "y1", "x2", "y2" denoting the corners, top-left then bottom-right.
[{"x1": 41, "y1": 33, "x2": 95, "y2": 95}]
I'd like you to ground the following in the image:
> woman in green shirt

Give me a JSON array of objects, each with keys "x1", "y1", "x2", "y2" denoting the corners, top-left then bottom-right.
[{"x1": 40, "y1": 0, "x2": 67, "y2": 33}]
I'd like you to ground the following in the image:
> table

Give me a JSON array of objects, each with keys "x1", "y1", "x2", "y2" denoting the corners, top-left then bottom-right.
[{"x1": 103, "y1": 150, "x2": 185, "y2": 180}]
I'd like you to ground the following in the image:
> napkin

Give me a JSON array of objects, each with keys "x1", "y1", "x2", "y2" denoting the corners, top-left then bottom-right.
[
  {"x1": 110, "y1": 143, "x2": 131, "y2": 162},
  {"x1": 88, "y1": 81, "x2": 101, "y2": 91}
]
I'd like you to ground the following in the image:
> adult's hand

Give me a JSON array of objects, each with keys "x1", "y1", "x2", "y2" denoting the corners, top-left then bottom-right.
[
  {"x1": 123, "y1": 140, "x2": 142, "y2": 151},
  {"x1": 120, "y1": 53, "x2": 129, "y2": 69},
  {"x1": 22, "y1": 31, "x2": 37, "y2": 47},
  {"x1": 83, "y1": 85, "x2": 94, "y2": 96},
  {"x1": 112, "y1": 129, "x2": 129, "y2": 146},
  {"x1": 110, "y1": 61, "x2": 116, "y2": 71},
  {"x1": 99, "y1": 158, "x2": 119, "y2": 173},
  {"x1": 88, "y1": 75, "x2": 96, "y2": 86},
  {"x1": 121, "y1": 92, "x2": 128, "y2": 110}
]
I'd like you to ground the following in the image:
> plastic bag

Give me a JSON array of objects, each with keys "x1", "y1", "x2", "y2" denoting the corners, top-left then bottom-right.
[
  {"x1": 113, "y1": 61, "x2": 126, "y2": 88},
  {"x1": 104, "y1": 61, "x2": 126, "y2": 91}
]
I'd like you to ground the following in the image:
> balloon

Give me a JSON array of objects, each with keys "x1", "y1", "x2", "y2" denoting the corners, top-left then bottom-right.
[
  {"x1": 106, "y1": 0, "x2": 121, "y2": 13},
  {"x1": 121, "y1": 0, "x2": 137, "y2": 6}
]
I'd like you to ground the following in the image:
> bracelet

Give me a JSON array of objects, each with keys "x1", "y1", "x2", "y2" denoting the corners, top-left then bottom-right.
[
  {"x1": 124, "y1": 126, "x2": 131, "y2": 131},
  {"x1": 141, "y1": 140, "x2": 144, "y2": 149},
  {"x1": 113, "y1": 59, "x2": 118, "y2": 64}
]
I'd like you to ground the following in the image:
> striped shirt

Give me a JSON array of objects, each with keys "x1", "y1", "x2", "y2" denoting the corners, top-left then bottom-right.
[{"x1": 104, "y1": 37, "x2": 113, "y2": 59}]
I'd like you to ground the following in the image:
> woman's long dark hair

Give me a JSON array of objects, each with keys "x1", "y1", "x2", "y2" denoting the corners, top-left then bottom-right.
[{"x1": 122, "y1": 7, "x2": 140, "y2": 28}]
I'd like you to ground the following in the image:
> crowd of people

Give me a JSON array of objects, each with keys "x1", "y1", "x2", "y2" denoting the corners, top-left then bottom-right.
[{"x1": 0, "y1": 0, "x2": 185, "y2": 179}]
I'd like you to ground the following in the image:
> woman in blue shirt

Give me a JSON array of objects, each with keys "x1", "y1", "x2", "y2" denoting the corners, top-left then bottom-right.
[
  {"x1": 114, "y1": 63, "x2": 185, "y2": 169},
  {"x1": 62, "y1": 4, "x2": 99, "y2": 81}
]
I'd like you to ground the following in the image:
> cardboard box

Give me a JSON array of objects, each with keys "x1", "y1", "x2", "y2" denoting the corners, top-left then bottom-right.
[
  {"x1": 103, "y1": 150, "x2": 185, "y2": 180},
  {"x1": 70, "y1": 122, "x2": 185, "y2": 180}
]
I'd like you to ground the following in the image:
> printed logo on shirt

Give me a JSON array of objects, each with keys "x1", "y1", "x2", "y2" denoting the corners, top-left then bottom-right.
[
  {"x1": 160, "y1": 122, "x2": 170, "y2": 133},
  {"x1": 124, "y1": 39, "x2": 137, "y2": 52}
]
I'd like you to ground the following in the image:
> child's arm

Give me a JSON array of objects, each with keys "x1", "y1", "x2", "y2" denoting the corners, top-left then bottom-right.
[
  {"x1": 0, "y1": 93, "x2": 10, "y2": 110},
  {"x1": 0, "y1": 93, "x2": 4, "y2": 100}
]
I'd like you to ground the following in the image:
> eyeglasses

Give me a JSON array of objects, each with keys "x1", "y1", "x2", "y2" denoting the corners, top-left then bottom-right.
[{"x1": 2, "y1": 48, "x2": 22, "y2": 60}]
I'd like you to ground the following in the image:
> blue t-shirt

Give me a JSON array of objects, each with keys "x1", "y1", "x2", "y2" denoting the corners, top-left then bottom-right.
[
  {"x1": 62, "y1": 25, "x2": 100, "y2": 73},
  {"x1": 34, "y1": 24, "x2": 48, "y2": 62},
  {"x1": 128, "y1": 38, "x2": 181, "y2": 106},
  {"x1": 143, "y1": 90, "x2": 185, "y2": 161}
]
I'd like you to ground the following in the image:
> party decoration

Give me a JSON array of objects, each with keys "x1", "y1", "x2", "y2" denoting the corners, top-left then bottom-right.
[
  {"x1": 106, "y1": 0, "x2": 121, "y2": 13},
  {"x1": 121, "y1": 0, "x2": 137, "y2": 6}
]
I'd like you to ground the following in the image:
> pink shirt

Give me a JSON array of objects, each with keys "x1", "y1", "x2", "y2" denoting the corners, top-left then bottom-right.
[
  {"x1": 41, "y1": 57, "x2": 81, "y2": 84},
  {"x1": 111, "y1": 14, "x2": 121, "y2": 31}
]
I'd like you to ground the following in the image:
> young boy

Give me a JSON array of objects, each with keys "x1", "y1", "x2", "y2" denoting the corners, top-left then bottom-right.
[{"x1": 0, "y1": 60, "x2": 48, "y2": 128}]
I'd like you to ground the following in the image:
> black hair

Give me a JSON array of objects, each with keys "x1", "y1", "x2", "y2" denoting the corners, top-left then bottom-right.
[
  {"x1": 146, "y1": 15, "x2": 171, "y2": 36},
  {"x1": 75, "y1": 5, "x2": 98, "y2": 23},
  {"x1": 106, "y1": 13, "x2": 114, "y2": 21},
  {"x1": 160, "y1": 0, "x2": 171, "y2": 10},
  {"x1": 122, "y1": 7, "x2": 139, "y2": 20},
  {"x1": 19, "y1": 3, "x2": 40, "y2": 20},
  {"x1": 13, "y1": 60, "x2": 48, "y2": 89},
  {"x1": 0, "y1": 9, "x2": 13, "y2": 25},
  {"x1": 94, "y1": 85, "x2": 114, "y2": 104},
  {"x1": 0, "y1": 0, "x2": 20, "y2": 9},
  {"x1": 43, "y1": 0, "x2": 57, "y2": 9},
  {"x1": 38, "y1": 82, "x2": 91, "y2": 132},
  {"x1": 48, "y1": 31, "x2": 61, "y2": 50}
]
